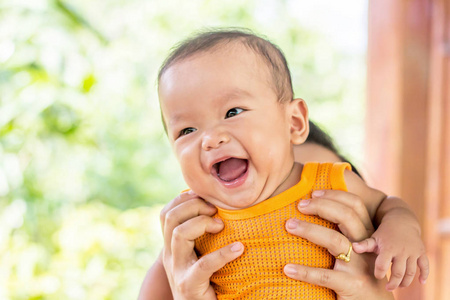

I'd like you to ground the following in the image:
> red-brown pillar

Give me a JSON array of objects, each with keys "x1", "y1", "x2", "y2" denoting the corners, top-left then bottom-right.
[{"x1": 366, "y1": 0, "x2": 450, "y2": 299}]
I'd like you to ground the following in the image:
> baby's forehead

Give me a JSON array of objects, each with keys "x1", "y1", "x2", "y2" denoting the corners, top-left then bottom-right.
[
  {"x1": 158, "y1": 40, "x2": 284, "y2": 104},
  {"x1": 166, "y1": 44, "x2": 272, "y2": 82},
  {"x1": 180, "y1": 41, "x2": 266, "y2": 66}
]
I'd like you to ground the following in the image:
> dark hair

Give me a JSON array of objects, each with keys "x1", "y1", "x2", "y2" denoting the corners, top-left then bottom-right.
[
  {"x1": 307, "y1": 120, "x2": 362, "y2": 178},
  {"x1": 158, "y1": 28, "x2": 294, "y2": 103}
]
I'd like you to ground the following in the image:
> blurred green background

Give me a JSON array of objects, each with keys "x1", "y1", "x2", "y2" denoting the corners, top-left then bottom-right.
[{"x1": 0, "y1": 0, "x2": 367, "y2": 299}]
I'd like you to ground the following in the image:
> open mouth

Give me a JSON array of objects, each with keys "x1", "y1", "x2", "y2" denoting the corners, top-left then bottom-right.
[{"x1": 213, "y1": 158, "x2": 249, "y2": 182}]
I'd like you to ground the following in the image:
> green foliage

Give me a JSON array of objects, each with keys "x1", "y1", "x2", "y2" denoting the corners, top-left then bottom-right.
[
  {"x1": 0, "y1": 0, "x2": 365, "y2": 298},
  {"x1": 1, "y1": 201, "x2": 163, "y2": 300}
]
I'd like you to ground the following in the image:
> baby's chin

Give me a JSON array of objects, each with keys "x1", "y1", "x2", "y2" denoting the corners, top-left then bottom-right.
[{"x1": 205, "y1": 195, "x2": 265, "y2": 211}]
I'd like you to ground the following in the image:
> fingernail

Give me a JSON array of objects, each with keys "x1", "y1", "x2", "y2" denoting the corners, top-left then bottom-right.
[
  {"x1": 286, "y1": 219, "x2": 298, "y2": 229},
  {"x1": 231, "y1": 242, "x2": 243, "y2": 252},
  {"x1": 299, "y1": 200, "x2": 310, "y2": 208},
  {"x1": 312, "y1": 190, "x2": 324, "y2": 197},
  {"x1": 213, "y1": 218, "x2": 223, "y2": 224},
  {"x1": 284, "y1": 265, "x2": 297, "y2": 275}
]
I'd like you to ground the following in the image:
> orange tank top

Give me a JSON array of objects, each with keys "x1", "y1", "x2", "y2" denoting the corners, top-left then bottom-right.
[{"x1": 195, "y1": 162, "x2": 351, "y2": 299}]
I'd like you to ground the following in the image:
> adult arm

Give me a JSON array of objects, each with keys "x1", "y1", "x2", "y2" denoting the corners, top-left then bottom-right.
[{"x1": 137, "y1": 251, "x2": 172, "y2": 300}]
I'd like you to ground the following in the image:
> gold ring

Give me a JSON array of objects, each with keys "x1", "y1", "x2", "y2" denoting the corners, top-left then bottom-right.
[{"x1": 335, "y1": 242, "x2": 352, "y2": 263}]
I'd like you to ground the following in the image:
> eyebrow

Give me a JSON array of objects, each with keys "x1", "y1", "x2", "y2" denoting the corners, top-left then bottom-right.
[
  {"x1": 166, "y1": 88, "x2": 251, "y2": 127},
  {"x1": 220, "y1": 88, "x2": 251, "y2": 101},
  {"x1": 167, "y1": 113, "x2": 185, "y2": 129}
]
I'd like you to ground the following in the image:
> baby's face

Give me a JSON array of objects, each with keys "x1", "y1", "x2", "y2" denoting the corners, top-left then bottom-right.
[{"x1": 159, "y1": 46, "x2": 301, "y2": 209}]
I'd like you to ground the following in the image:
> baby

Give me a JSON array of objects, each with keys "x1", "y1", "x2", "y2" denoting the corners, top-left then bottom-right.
[{"x1": 157, "y1": 29, "x2": 429, "y2": 299}]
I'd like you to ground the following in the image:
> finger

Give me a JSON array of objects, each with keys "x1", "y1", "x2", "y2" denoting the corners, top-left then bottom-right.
[
  {"x1": 353, "y1": 238, "x2": 378, "y2": 254},
  {"x1": 171, "y1": 215, "x2": 224, "y2": 267},
  {"x1": 374, "y1": 252, "x2": 392, "y2": 280},
  {"x1": 311, "y1": 189, "x2": 374, "y2": 232},
  {"x1": 160, "y1": 190, "x2": 206, "y2": 230},
  {"x1": 418, "y1": 254, "x2": 430, "y2": 284},
  {"x1": 399, "y1": 257, "x2": 417, "y2": 287},
  {"x1": 298, "y1": 198, "x2": 370, "y2": 242},
  {"x1": 190, "y1": 242, "x2": 245, "y2": 282},
  {"x1": 163, "y1": 198, "x2": 217, "y2": 251},
  {"x1": 284, "y1": 264, "x2": 351, "y2": 294},
  {"x1": 386, "y1": 257, "x2": 406, "y2": 291},
  {"x1": 285, "y1": 219, "x2": 350, "y2": 257}
]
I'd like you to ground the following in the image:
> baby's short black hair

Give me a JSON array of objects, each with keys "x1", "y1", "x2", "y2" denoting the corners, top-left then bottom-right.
[{"x1": 158, "y1": 28, "x2": 294, "y2": 103}]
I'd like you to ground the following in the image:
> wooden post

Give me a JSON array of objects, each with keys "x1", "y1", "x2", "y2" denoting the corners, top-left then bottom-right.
[
  {"x1": 367, "y1": 0, "x2": 450, "y2": 299},
  {"x1": 365, "y1": 0, "x2": 450, "y2": 299},
  {"x1": 424, "y1": 1, "x2": 450, "y2": 299}
]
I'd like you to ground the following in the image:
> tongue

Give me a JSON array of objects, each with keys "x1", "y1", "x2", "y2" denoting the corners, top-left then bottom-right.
[{"x1": 218, "y1": 158, "x2": 247, "y2": 181}]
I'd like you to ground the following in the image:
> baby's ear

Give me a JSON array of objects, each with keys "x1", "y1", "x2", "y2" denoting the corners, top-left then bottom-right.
[{"x1": 289, "y1": 98, "x2": 309, "y2": 145}]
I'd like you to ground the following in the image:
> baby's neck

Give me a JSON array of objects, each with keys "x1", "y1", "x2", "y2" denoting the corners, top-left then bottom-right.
[{"x1": 268, "y1": 162, "x2": 304, "y2": 199}]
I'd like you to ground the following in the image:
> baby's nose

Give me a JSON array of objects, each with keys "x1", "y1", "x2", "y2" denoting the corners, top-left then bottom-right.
[{"x1": 201, "y1": 129, "x2": 230, "y2": 150}]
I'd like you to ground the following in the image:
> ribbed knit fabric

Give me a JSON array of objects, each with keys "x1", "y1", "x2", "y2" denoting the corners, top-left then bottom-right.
[{"x1": 195, "y1": 162, "x2": 351, "y2": 299}]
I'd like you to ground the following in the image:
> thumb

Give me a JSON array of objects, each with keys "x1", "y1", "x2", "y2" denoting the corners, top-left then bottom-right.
[{"x1": 353, "y1": 237, "x2": 378, "y2": 254}]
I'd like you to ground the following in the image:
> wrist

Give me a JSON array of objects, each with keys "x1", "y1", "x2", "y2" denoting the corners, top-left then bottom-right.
[
  {"x1": 374, "y1": 196, "x2": 413, "y2": 224},
  {"x1": 380, "y1": 208, "x2": 421, "y2": 235}
]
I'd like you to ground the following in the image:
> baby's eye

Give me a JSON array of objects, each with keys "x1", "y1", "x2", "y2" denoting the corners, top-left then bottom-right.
[
  {"x1": 225, "y1": 108, "x2": 245, "y2": 118},
  {"x1": 179, "y1": 127, "x2": 196, "y2": 137}
]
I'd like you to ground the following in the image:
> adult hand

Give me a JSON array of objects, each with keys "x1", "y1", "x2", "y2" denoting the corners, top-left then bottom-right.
[
  {"x1": 160, "y1": 191, "x2": 244, "y2": 300},
  {"x1": 283, "y1": 190, "x2": 394, "y2": 300}
]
